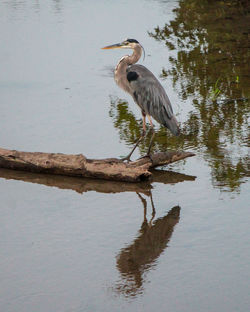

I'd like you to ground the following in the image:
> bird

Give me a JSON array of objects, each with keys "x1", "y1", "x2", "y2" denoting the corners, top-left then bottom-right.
[{"x1": 102, "y1": 38, "x2": 180, "y2": 161}]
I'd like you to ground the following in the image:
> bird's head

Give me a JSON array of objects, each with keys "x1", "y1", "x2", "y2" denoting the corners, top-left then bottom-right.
[
  {"x1": 102, "y1": 38, "x2": 139, "y2": 50},
  {"x1": 102, "y1": 38, "x2": 145, "y2": 59}
]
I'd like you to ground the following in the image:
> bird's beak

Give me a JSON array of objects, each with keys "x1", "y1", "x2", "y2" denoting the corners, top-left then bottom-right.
[{"x1": 102, "y1": 43, "x2": 123, "y2": 50}]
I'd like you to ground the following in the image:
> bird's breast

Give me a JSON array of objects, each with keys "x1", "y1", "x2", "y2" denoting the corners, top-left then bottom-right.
[{"x1": 114, "y1": 68, "x2": 131, "y2": 94}]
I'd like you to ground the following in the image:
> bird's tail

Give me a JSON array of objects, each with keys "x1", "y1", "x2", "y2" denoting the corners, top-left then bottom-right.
[{"x1": 165, "y1": 116, "x2": 180, "y2": 136}]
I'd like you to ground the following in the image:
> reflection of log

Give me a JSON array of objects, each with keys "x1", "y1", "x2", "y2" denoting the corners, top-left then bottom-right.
[
  {"x1": 0, "y1": 168, "x2": 195, "y2": 194},
  {"x1": 0, "y1": 168, "x2": 151, "y2": 195},
  {"x1": 0, "y1": 147, "x2": 195, "y2": 182},
  {"x1": 151, "y1": 169, "x2": 196, "y2": 184}
]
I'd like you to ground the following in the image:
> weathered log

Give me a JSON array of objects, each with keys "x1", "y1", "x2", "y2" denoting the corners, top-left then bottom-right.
[{"x1": 0, "y1": 147, "x2": 195, "y2": 182}]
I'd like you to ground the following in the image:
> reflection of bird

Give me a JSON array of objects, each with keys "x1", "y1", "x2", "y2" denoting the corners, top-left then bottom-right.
[
  {"x1": 115, "y1": 201, "x2": 181, "y2": 297},
  {"x1": 102, "y1": 38, "x2": 180, "y2": 160}
]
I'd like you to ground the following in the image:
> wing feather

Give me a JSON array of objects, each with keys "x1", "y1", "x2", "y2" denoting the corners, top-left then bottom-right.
[{"x1": 126, "y1": 64, "x2": 179, "y2": 135}]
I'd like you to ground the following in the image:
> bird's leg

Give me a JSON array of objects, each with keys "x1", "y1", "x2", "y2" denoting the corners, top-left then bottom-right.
[
  {"x1": 137, "y1": 115, "x2": 155, "y2": 161},
  {"x1": 147, "y1": 129, "x2": 155, "y2": 156},
  {"x1": 121, "y1": 113, "x2": 146, "y2": 162},
  {"x1": 142, "y1": 112, "x2": 147, "y2": 133},
  {"x1": 146, "y1": 115, "x2": 155, "y2": 156},
  {"x1": 148, "y1": 115, "x2": 154, "y2": 128}
]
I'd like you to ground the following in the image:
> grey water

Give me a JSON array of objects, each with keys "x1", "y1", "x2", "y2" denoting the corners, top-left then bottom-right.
[{"x1": 0, "y1": 1, "x2": 249, "y2": 311}]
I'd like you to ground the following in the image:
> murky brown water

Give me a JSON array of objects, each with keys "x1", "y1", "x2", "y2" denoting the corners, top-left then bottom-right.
[{"x1": 0, "y1": 1, "x2": 249, "y2": 311}]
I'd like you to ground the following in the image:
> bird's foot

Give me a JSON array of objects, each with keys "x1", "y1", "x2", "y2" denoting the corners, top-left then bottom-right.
[
  {"x1": 120, "y1": 155, "x2": 132, "y2": 163},
  {"x1": 139, "y1": 153, "x2": 153, "y2": 163}
]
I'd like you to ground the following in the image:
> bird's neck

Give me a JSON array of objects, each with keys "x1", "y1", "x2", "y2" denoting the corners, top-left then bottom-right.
[
  {"x1": 126, "y1": 45, "x2": 142, "y2": 65},
  {"x1": 117, "y1": 45, "x2": 142, "y2": 68},
  {"x1": 115, "y1": 46, "x2": 142, "y2": 92}
]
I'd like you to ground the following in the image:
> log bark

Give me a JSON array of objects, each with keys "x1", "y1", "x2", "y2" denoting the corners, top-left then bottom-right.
[{"x1": 0, "y1": 147, "x2": 195, "y2": 182}]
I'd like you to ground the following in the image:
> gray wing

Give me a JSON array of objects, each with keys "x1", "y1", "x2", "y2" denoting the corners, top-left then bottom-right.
[{"x1": 126, "y1": 64, "x2": 179, "y2": 135}]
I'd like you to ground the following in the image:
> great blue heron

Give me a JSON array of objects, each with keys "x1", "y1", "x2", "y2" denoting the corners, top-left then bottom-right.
[{"x1": 102, "y1": 38, "x2": 180, "y2": 161}]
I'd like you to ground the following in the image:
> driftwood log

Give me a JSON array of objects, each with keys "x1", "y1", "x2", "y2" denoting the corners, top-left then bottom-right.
[{"x1": 0, "y1": 147, "x2": 195, "y2": 182}]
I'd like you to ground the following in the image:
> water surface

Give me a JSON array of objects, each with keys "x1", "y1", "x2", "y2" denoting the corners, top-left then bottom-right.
[{"x1": 0, "y1": 1, "x2": 249, "y2": 311}]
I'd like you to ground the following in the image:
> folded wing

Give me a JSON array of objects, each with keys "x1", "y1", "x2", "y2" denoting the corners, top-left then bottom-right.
[{"x1": 126, "y1": 64, "x2": 179, "y2": 136}]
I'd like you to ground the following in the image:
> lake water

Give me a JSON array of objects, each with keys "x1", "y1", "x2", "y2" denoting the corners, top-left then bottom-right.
[{"x1": 0, "y1": 1, "x2": 249, "y2": 311}]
